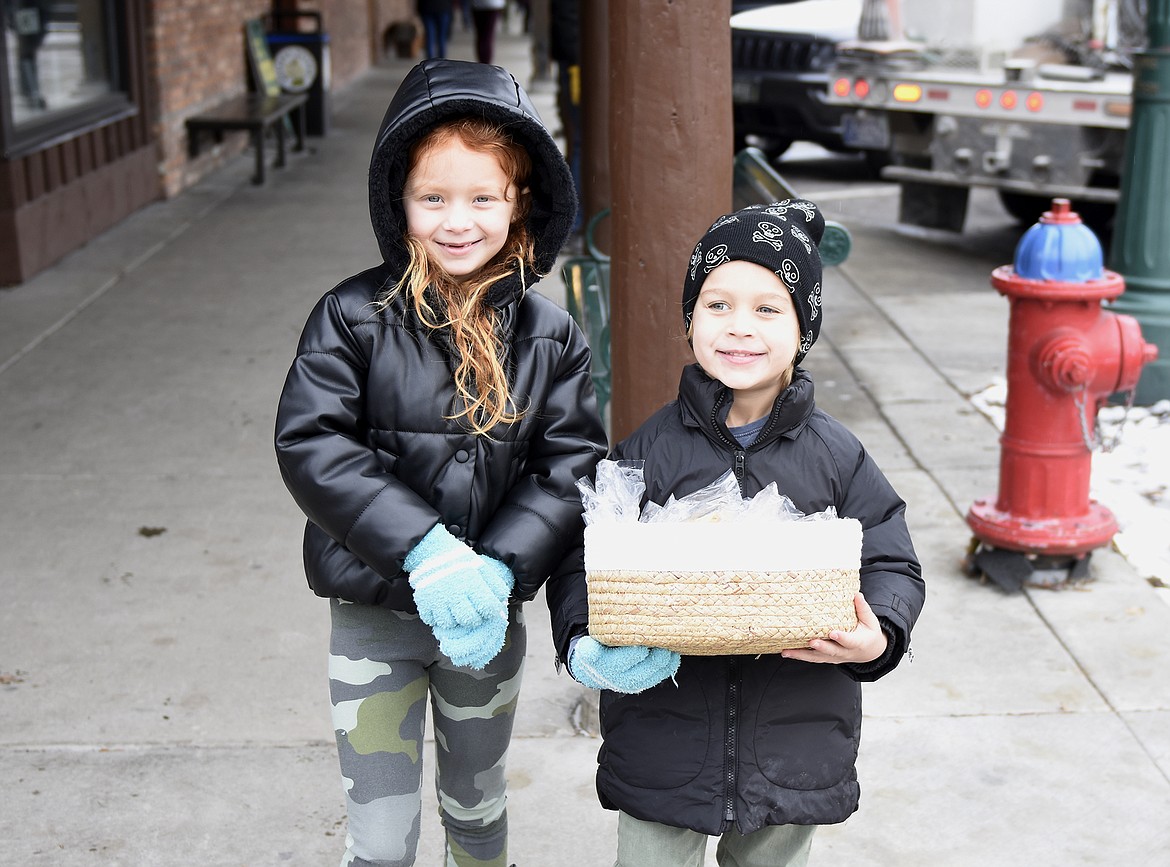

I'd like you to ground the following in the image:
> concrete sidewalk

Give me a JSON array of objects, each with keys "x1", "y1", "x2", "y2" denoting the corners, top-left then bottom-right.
[{"x1": 2, "y1": 18, "x2": 1169, "y2": 867}]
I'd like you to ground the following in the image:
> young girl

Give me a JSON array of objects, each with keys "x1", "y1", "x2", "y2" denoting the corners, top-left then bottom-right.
[
  {"x1": 546, "y1": 201, "x2": 926, "y2": 867},
  {"x1": 275, "y1": 58, "x2": 607, "y2": 867}
]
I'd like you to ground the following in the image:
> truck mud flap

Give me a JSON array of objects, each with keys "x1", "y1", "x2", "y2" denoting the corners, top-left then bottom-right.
[{"x1": 896, "y1": 180, "x2": 969, "y2": 233}]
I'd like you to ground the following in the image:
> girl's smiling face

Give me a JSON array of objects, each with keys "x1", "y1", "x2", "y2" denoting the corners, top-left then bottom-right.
[
  {"x1": 403, "y1": 135, "x2": 518, "y2": 281},
  {"x1": 690, "y1": 259, "x2": 801, "y2": 425}
]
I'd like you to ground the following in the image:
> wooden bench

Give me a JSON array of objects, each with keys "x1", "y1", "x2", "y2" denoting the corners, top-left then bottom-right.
[{"x1": 185, "y1": 92, "x2": 308, "y2": 185}]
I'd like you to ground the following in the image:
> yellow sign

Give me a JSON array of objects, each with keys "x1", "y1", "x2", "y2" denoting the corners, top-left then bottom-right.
[{"x1": 245, "y1": 19, "x2": 281, "y2": 97}]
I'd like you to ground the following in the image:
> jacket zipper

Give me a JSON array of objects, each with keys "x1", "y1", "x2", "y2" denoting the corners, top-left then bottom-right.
[
  {"x1": 709, "y1": 389, "x2": 788, "y2": 495},
  {"x1": 710, "y1": 398, "x2": 748, "y2": 495},
  {"x1": 722, "y1": 657, "x2": 739, "y2": 829},
  {"x1": 708, "y1": 389, "x2": 788, "y2": 830}
]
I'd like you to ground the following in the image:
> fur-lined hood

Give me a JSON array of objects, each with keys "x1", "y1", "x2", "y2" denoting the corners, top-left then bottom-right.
[{"x1": 368, "y1": 58, "x2": 577, "y2": 299}]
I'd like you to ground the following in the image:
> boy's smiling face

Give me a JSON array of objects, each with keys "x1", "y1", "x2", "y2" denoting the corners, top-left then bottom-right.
[{"x1": 690, "y1": 259, "x2": 801, "y2": 426}]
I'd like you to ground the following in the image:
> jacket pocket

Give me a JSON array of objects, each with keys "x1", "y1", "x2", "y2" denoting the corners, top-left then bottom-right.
[
  {"x1": 599, "y1": 679, "x2": 713, "y2": 790},
  {"x1": 752, "y1": 665, "x2": 861, "y2": 791}
]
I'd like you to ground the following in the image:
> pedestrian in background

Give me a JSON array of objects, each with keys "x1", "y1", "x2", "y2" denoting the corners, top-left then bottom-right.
[
  {"x1": 547, "y1": 201, "x2": 925, "y2": 866},
  {"x1": 6, "y1": 0, "x2": 50, "y2": 109},
  {"x1": 275, "y1": 58, "x2": 606, "y2": 867},
  {"x1": 550, "y1": 0, "x2": 582, "y2": 236},
  {"x1": 416, "y1": 0, "x2": 454, "y2": 59},
  {"x1": 470, "y1": 0, "x2": 506, "y2": 64}
]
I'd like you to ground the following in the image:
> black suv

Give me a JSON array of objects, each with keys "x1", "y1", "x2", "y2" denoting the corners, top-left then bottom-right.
[{"x1": 732, "y1": 0, "x2": 862, "y2": 159}]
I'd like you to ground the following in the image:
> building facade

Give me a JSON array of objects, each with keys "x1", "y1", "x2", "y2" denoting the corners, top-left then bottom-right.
[{"x1": 0, "y1": 0, "x2": 413, "y2": 285}]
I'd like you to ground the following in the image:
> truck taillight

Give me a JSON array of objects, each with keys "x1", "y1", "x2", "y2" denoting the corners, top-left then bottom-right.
[
  {"x1": 1000, "y1": 90, "x2": 1018, "y2": 109},
  {"x1": 1025, "y1": 92, "x2": 1043, "y2": 112},
  {"x1": 975, "y1": 89, "x2": 993, "y2": 108},
  {"x1": 892, "y1": 83, "x2": 921, "y2": 103},
  {"x1": 832, "y1": 77, "x2": 851, "y2": 98},
  {"x1": 854, "y1": 79, "x2": 871, "y2": 99}
]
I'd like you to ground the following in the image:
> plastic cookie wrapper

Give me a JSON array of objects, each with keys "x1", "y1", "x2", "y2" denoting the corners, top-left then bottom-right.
[
  {"x1": 578, "y1": 461, "x2": 838, "y2": 526},
  {"x1": 577, "y1": 460, "x2": 646, "y2": 526}
]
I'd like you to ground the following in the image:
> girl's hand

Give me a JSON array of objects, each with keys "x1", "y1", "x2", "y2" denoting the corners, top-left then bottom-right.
[{"x1": 780, "y1": 592, "x2": 887, "y2": 665}]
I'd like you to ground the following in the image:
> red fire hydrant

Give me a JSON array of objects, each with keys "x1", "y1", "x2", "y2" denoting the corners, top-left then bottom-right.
[{"x1": 966, "y1": 199, "x2": 1158, "y2": 588}]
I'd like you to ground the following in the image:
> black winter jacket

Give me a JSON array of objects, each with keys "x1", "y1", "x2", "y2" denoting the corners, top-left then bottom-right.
[
  {"x1": 546, "y1": 364, "x2": 925, "y2": 834},
  {"x1": 275, "y1": 60, "x2": 608, "y2": 610}
]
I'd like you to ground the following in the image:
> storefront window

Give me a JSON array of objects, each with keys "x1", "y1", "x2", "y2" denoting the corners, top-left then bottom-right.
[{"x1": 2, "y1": 0, "x2": 127, "y2": 153}]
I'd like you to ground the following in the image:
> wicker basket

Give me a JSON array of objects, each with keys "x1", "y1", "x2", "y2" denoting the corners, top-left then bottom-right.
[{"x1": 585, "y1": 518, "x2": 862, "y2": 655}]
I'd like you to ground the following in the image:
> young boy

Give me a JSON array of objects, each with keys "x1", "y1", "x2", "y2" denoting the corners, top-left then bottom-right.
[{"x1": 545, "y1": 200, "x2": 926, "y2": 866}]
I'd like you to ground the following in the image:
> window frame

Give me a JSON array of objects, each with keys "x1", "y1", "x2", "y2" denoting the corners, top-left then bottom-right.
[{"x1": 0, "y1": 0, "x2": 137, "y2": 159}]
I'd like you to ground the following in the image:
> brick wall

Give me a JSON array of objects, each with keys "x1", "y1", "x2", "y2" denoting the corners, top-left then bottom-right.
[
  {"x1": 311, "y1": 1, "x2": 367, "y2": 89},
  {"x1": 302, "y1": 0, "x2": 417, "y2": 84},
  {"x1": 367, "y1": 0, "x2": 421, "y2": 65},
  {"x1": 147, "y1": 0, "x2": 416, "y2": 198},
  {"x1": 148, "y1": 0, "x2": 273, "y2": 196}
]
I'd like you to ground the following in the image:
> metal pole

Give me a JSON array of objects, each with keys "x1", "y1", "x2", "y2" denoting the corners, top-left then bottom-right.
[
  {"x1": 607, "y1": 0, "x2": 733, "y2": 441},
  {"x1": 1108, "y1": 0, "x2": 1170, "y2": 403}
]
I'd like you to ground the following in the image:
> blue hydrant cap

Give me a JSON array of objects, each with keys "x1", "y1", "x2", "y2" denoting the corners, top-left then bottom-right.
[{"x1": 1013, "y1": 199, "x2": 1104, "y2": 281}]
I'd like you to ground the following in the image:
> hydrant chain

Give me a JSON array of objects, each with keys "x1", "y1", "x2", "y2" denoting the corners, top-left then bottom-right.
[
  {"x1": 1074, "y1": 387, "x2": 1137, "y2": 454},
  {"x1": 1073, "y1": 389, "x2": 1100, "y2": 453}
]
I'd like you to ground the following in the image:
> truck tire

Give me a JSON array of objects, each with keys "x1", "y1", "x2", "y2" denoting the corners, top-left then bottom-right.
[
  {"x1": 736, "y1": 133, "x2": 792, "y2": 162},
  {"x1": 998, "y1": 191, "x2": 1115, "y2": 233},
  {"x1": 997, "y1": 192, "x2": 1049, "y2": 226},
  {"x1": 863, "y1": 149, "x2": 891, "y2": 178}
]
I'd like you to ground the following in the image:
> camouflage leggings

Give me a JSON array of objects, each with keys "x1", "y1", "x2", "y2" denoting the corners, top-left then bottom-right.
[{"x1": 329, "y1": 598, "x2": 527, "y2": 867}]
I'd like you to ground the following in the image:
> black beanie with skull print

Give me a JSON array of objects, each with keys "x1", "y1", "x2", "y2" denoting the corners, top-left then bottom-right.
[{"x1": 681, "y1": 199, "x2": 826, "y2": 364}]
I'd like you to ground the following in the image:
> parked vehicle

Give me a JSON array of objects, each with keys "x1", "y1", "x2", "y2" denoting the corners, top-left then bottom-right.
[
  {"x1": 731, "y1": 0, "x2": 864, "y2": 160},
  {"x1": 826, "y1": 0, "x2": 1144, "y2": 232}
]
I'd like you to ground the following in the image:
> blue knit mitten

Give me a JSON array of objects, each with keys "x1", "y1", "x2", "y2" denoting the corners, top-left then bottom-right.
[
  {"x1": 478, "y1": 555, "x2": 515, "y2": 603},
  {"x1": 569, "y1": 636, "x2": 680, "y2": 694},
  {"x1": 434, "y1": 615, "x2": 508, "y2": 670},
  {"x1": 404, "y1": 525, "x2": 505, "y2": 630}
]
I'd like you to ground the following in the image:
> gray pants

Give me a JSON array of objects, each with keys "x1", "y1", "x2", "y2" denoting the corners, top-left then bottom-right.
[
  {"x1": 329, "y1": 598, "x2": 526, "y2": 867},
  {"x1": 616, "y1": 811, "x2": 815, "y2": 867}
]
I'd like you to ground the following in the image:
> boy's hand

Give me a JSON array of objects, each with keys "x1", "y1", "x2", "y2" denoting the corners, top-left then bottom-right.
[
  {"x1": 569, "y1": 636, "x2": 680, "y2": 694},
  {"x1": 780, "y1": 593, "x2": 887, "y2": 665}
]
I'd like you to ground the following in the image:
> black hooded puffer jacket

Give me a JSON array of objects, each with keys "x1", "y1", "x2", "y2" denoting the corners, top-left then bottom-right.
[{"x1": 275, "y1": 60, "x2": 608, "y2": 611}]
